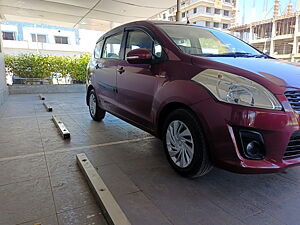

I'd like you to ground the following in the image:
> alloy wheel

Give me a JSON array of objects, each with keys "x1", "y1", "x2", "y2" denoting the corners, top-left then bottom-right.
[{"x1": 166, "y1": 120, "x2": 194, "y2": 168}]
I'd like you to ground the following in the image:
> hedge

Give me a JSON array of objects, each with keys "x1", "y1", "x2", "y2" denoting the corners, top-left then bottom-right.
[{"x1": 4, "y1": 53, "x2": 91, "y2": 82}]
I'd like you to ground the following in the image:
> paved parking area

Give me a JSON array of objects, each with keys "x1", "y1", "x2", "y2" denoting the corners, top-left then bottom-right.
[{"x1": 1, "y1": 93, "x2": 300, "y2": 225}]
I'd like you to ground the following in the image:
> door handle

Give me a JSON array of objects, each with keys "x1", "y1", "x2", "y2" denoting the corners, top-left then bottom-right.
[
  {"x1": 95, "y1": 64, "x2": 100, "y2": 69},
  {"x1": 117, "y1": 67, "x2": 125, "y2": 74}
]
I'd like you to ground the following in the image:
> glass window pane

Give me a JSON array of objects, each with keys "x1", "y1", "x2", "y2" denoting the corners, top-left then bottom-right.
[
  {"x1": 31, "y1": 34, "x2": 47, "y2": 43},
  {"x1": 94, "y1": 40, "x2": 104, "y2": 59},
  {"x1": 2, "y1": 32, "x2": 15, "y2": 40},
  {"x1": 159, "y1": 25, "x2": 261, "y2": 56},
  {"x1": 55, "y1": 36, "x2": 68, "y2": 44},
  {"x1": 125, "y1": 30, "x2": 153, "y2": 56},
  {"x1": 102, "y1": 33, "x2": 123, "y2": 59}
]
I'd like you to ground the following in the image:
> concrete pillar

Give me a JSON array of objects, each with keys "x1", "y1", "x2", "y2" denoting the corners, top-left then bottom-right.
[
  {"x1": 249, "y1": 24, "x2": 253, "y2": 43},
  {"x1": 176, "y1": 0, "x2": 181, "y2": 22},
  {"x1": 292, "y1": 13, "x2": 299, "y2": 62},
  {"x1": 0, "y1": 22, "x2": 8, "y2": 107},
  {"x1": 287, "y1": 3, "x2": 293, "y2": 15},
  {"x1": 270, "y1": 19, "x2": 277, "y2": 56},
  {"x1": 274, "y1": 0, "x2": 280, "y2": 18}
]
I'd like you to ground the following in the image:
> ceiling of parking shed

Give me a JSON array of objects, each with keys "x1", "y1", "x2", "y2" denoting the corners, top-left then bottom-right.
[{"x1": 0, "y1": 0, "x2": 176, "y2": 31}]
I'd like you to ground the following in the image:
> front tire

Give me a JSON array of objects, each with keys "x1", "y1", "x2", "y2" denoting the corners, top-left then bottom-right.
[
  {"x1": 162, "y1": 109, "x2": 212, "y2": 178},
  {"x1": 88, "y1": 89, "x2": 106, "y2": 121}
]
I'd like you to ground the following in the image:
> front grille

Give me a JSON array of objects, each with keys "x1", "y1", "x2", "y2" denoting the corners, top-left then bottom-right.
[
  {"x1": 284, "y1": 131, "x2": 300, "y2": 159},
  {"x1": 285, "y1": 91, "x2": 300, "y2": 113}
]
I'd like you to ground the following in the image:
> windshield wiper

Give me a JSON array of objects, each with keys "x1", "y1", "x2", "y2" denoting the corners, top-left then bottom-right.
[{"x1": 198, "y1": 52, "x2": 267, "y2": 58}]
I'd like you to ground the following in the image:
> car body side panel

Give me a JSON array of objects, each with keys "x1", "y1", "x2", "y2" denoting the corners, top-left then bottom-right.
[
  {"x1": 93, "y1": 58, "x2": 119, "y2": 112},
  {"x1": 115, "y1": 61, "x2": 159, "y2": 128}
]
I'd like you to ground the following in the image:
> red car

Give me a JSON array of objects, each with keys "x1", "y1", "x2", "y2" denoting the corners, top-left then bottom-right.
[{"x1": 86, "y1": 21, "x2": 300, "y2": 177}]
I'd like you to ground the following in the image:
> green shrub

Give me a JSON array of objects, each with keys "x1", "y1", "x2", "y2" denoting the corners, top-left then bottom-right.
[{"x1": 4, "y1": 53, "x2": 91, "y2": 83}]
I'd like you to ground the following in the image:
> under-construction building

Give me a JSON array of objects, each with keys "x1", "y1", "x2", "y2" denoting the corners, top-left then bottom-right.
[{"x1": 229, "y1": 0, "x2": 300, "y2": 62}]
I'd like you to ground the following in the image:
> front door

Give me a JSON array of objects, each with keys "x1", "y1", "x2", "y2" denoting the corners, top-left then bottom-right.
[{"x1": 116, "y1": 29, "x2": 164, "y2": 127}]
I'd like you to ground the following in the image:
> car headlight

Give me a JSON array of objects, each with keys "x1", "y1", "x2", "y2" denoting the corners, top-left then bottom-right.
[{"x1": 192, "y1": 69, "x2": 282, "y2": 110}]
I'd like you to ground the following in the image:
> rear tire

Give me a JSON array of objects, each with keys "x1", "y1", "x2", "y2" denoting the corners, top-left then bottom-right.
[
  {"x1": 162, "y1": 109, "x2": 213, "y2": 178},
  {"x1": 88, "y1": 89, "x2": 106, "y2": 121}
]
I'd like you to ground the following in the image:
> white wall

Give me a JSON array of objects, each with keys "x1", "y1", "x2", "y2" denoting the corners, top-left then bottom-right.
[{"x1": 0, "y1": 33, "x2": 8, "y2": 107}]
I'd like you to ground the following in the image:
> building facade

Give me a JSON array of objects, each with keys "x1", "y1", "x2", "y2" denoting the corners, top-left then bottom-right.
[
  {"x1": 150, "y1": 0, "x2": 239, "y2": 30},
  {"x1": 1, "y1": 21, "x2": 104, "y2": 56},
  {"x1": 229, "y1": 0, "x2": 300, "y2": 62}
]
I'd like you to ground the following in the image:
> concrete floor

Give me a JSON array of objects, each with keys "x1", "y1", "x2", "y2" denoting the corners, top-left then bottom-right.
[{"x1": 1, "y1": 93, "x2": 300, "y2": 225}]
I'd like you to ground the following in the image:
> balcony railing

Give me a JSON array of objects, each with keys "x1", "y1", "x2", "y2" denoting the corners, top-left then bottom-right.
[{"x1": 2, "y1": 40, "x2": 86, "y2": 53}]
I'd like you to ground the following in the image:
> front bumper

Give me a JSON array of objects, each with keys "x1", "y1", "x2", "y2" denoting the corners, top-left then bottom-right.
[{"x1": 191, "y1": 95, "x2": 300, "y2": 174}]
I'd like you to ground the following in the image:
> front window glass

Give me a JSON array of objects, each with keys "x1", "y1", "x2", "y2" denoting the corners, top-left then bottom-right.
[
  {"x1": 126, "y1": 30, "x2": 153, "y2": 55},
  {"x1": 159, "y1": 24, "x2": 262, "y2": 57},
  {"x1": 94, "y1": 39, "x2": 104, "y2": 59},
  {"x1": 125, "y1": 30, "x2": 163, "y2": 58},
  {"x1": 103, "y1": 33, "x2": 123, "y2": 59}
]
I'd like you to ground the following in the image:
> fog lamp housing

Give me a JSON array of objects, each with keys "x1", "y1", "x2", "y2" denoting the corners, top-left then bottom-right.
[{"x1": 239, "y1": 130, "x2": 265, "y2": 160}]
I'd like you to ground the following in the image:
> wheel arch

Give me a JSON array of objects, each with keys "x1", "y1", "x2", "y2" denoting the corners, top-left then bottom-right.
[
  {"x1": 86, "y1": 85, "x2": 94, "y2": 106},
  {"x1": 156, "y1": 102, "x2": 196, "y2": 139}
]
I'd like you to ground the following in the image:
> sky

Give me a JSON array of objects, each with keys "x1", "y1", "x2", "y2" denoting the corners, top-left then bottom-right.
[{"x1": 238, "y1": 0, "x2": 298, "y2": 24}]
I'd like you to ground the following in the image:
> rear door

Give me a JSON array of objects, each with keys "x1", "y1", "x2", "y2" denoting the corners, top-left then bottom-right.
[
  {"x1": 116, "y1": 28, "x2": 164, "y2": 127},
  {"x1": 93, "y1": 32, "x2": 124, "y2": 112}
]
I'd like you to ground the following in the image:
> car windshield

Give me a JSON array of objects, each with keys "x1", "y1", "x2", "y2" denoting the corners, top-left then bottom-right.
[{"x1": 158, "y1": 24, "x2": 264, "y2": 58}]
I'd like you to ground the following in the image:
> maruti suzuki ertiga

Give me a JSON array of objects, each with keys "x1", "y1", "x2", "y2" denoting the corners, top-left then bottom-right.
[{"x1": 86, "y1": 21, "x2": 300, "y2": 177}]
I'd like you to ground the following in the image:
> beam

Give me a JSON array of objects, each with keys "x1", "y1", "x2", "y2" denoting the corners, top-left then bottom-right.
[
  {"x1": 77, "y1": 153, "x2": 131, "y2": 225},
  {"x1": 176, "y1": 0, "x2": 181, "y2": 22},
  {"x1": 39, "y1": 94, "x2": 45, "y2": 100},
  {"x1": 52, "y1": 115, "x2": 70, "y2": 139},
  {"x1": 43, "y1": 102, "x2": 53, "y2": 112}
]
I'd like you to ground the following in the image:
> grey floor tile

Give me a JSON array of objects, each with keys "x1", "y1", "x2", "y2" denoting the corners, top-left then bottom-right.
[
  {"x1": 45, "y1": 150, "x2": 82, "y2": 176},
  {"x1": 17, "y1": 215, "x2": 58, "y2": 225},
  {"x1": 57, "y1": 204, "x2": 108, "y2": 225},
  {"x1": 117, "y1": 191, "x2": 172, "y2": 225},
  {"x1": 262, "y1": 195, "x2": 300, "y2": 225},
  {"x1": 0, "y1": 177, "x2": 56, "y2": 225},
  {"x1": 128, "y1": 167, "x2": 246, "y2": 225},
  {"x1": 51, "y1": 171, "x2": 96, "y2": 213},
  {"x1": 242, "y1": 212, "x2": 286, "y2": 225},
  {"x1": 0, "y1": 139, "x2": 44, "y2": 158},
  {"x1": 0, "y1": 155, "x2": 48, "y2": 186},
  {"x1": 95, "y1": 164, "x2": 140, "y2": 197}
]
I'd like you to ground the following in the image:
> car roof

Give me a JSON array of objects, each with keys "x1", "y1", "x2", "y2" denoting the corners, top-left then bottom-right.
[{"x1": 97, "y1": 20, "x2": 215, "y2": 42}]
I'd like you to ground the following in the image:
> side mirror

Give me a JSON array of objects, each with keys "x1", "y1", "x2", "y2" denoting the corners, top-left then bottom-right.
[{"x1": 126, "y1": 48, "x2": 152, "y2": 64}]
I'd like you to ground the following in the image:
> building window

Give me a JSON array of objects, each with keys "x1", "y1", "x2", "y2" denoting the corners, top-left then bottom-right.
[
  {"x1": 163, "y1": 13, "x2": 166, "y2": 19},
  {"x1": 214, "y1": 22, "x2": 220, "y2": 28},
  {"x1": 193, "y1": 8, "x2": 197, "y2": 14},
  {"x1": 182, "y1": 12, "x2": 185, "y2": 18},
  {"x1": 193, "y1": 21, "x2": 197, "y2": 24},
  {"x1": 224, "y1": 10, "x2": 229, "y2": 16},
  {"x1": 223, "y1": 24, "x2": 229, "y2": 29},
  {"x1": 224, "y1": 0, "x2": 231, "y2": 3},
  {"x1": 214, "y1": 9, "x2": 221, "y2": 14},
  {"x1": 206, "y1": 7, "x2": 212, "y2": 13},
  {"x1": 55, "y1": 36, "x2": 69, "y2": 44},
  {"x1": 206, "y1": 21, "x2": 211, "y2": 27},
  {"x1": 2, "y1": 31, "x2": 16, "y2": 40},
  {"x1": 31, "y1": 34, "x2": 47, "y2": 43}
]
